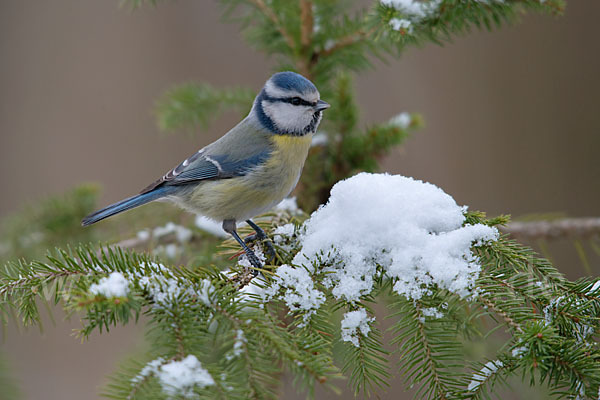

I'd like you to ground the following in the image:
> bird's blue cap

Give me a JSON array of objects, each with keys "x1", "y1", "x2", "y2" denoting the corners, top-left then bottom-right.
[{"x1": 270, "y1": 71, "x2": 317, "y2": 94}]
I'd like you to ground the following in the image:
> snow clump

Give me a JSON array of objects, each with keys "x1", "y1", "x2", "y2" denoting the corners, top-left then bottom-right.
[
  {"x1": 263, "y1": 264, "x2": 325, "y2": 325},
  {"x1": 293, "y1": 173, "x2": 499, "y2": 302},
  {"x1": 341, "y1": 309, "x2": 374, "y2": 347},
  {"x1": 89, "y1": 272, "x2": 130, "y2": 298},
  {"x1": 273, "y1": 223, "x2": 296, "y2": 244},
  {"x1": 133, "y1": 355, "x2": 214, "y2": 397},
  {"x1": 389, "y1": 18, "x2": 414, "y2": 34},
  {"x1": 158, "y1": 355, "x2": 215, "y2": 397}
]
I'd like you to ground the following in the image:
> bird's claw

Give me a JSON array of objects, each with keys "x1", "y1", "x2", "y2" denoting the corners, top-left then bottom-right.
[
  {"x1": 244, "y1": 233, "x2": 259, "y2": 244},
  {"x1": 245, "y1": 234, "x2": 276, "y2": 263}
]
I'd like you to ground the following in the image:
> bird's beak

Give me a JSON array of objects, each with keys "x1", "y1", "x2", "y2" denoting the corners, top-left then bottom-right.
[{"x1": 314, "y1": 99, "x2": 330, "y2": 112}]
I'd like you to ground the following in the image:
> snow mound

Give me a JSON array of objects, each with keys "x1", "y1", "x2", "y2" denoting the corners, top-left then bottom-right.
[{"x1": 293, "y1": 173, "x2": 498, "y2": 302}]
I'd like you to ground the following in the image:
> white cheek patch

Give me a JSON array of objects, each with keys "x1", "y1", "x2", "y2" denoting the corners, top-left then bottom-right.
[{"x1": 262, "y1": 100, "x2": 314, "y2": 133}]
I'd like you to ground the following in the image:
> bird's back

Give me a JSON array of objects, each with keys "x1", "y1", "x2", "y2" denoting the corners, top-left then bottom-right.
[{"x1": 203, "y1": 115, "x2": 274, "y2": 163}]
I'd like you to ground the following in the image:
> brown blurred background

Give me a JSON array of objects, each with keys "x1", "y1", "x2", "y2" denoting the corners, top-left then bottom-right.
[{"x1": 0, "y1": 0, "x2": 598, "y2": 399}]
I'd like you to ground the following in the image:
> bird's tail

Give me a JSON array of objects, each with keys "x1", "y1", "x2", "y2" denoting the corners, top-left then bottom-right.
[{"x1": 81, "y1": 186, "x2": 173, "y2": 226}]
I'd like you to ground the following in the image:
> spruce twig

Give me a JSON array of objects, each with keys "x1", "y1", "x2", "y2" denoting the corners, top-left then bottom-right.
[{"x1": 503, "y1": 217, "x2": 600, "y2": 240}]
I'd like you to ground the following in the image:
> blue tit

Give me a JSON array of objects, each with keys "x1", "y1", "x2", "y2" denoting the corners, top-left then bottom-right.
[{"x1": 82, "y1": 71, "x2": 330, "y2": 271}]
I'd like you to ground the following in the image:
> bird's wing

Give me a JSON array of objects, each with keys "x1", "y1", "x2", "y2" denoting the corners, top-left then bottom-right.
[{"x1": 139, "y1": 148, "x2": 270, "y2": 194}]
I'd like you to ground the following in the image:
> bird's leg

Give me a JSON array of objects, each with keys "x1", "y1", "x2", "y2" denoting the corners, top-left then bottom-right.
[
  {"x1": 245, "y1": 219, "x2": 276, "y2": 262},
  {"x1": 223, "y1": 219, "x2": 261, "y2": 277}
]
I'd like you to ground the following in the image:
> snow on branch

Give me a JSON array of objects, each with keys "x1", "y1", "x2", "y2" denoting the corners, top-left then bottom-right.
[{"x1": 291, "y1": 173, "x2": 498, "y2": 303}]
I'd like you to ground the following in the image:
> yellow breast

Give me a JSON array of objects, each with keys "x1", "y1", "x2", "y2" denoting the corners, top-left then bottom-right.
[
  {"x1": 253, "y1": 133, "x2": 313, "y2": 192},
  {"x1": 268, "y1": 134, "x2": 313, "y2": 167},
  {"x1": 186, "y1": 133, "x2": 313, "y2": 221}
]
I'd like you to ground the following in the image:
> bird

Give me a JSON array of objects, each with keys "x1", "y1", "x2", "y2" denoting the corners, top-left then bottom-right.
[{"x1": 82, "y1": 71, "x2": 330, "y2": 272}]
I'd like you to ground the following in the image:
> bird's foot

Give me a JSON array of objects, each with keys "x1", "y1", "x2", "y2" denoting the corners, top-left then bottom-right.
[
  {"x1": 244, "y1": 233, "x2": 276, "y2": 263},
  {"x1": 240, "y1": 246, "x2": 263, "y2": 278}
]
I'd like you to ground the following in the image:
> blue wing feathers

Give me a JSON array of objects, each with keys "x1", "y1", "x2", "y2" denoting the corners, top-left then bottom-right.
[
  {"x1": 146, "y1": 150, "x2": 271, "y2": 190},
  {"x1": 172, "y1": 152, "x2": 271, "y2": 183},
  {"x1": 210, "y1": 151, "x2": 270, "y2": 176},
  {"x1": 169, "y1": 162, "x2": 220, "y2": 182},
  {"x1": 81, "y1": 186, "x2": 174, "y2": 226}
]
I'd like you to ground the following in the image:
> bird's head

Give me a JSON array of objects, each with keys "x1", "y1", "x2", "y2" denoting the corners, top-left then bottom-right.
[{"x1": 253, "y1": 71, "x2": 330, "y2": 136}]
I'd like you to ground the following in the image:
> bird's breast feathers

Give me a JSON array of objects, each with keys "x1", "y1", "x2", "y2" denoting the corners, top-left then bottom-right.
[
  {"x1": 186, "y1": 133, "x2": 313, "y2": 221},
  {"x1": 269, "y1": 133, "x2": 313, "y2": 165},
  {"x1": 245, "y1": 132, "x2": 313, "y2": 193}
]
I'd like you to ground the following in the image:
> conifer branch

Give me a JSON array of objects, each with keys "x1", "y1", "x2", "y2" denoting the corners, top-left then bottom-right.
[
  {"x1": 390, "y1": 298, "x2": 464, "y2": 399},
  {"x1": 0, "y1": 268, "x2": 82, "y2": 298},
  {"x1": 503, "y1": 217, "x2": 600, "y2": 240},
  {"x1": 247, "y1": 0, "x2": 296, "y2": 50},
  {"x1": 171, "y1": 310, "x2": 187, "y2": 359},
  {"x1": 299, "y1": 0, "x2": 314, "y2": 78},
  {"x1": 342, "y1": 327, "x2": 390, "y2": 396},
  {"x1": 478, "y1": 295, "x2": 524, "y2": 333},
  {"x1": 127, "y1": 368, "x2": 153, "y2": 400},
  {"x1": 479, "y1": 236, "x2": 568, "y2": 289},
  {"x1": 318, "y1": 26, "x2": 377, "y2": 60},
  {"x1": 414, "y1": 304, "x2": 450, "y2": 400},
  {"x1": 260, "y1": 309, "x2": 332, "y2": 385},
  {"x1": 299, "y1": 0, "x2": 313, "y2": 49},
  {"x1": 462, "y1": 359, "x2": 513, "y2": 399}
]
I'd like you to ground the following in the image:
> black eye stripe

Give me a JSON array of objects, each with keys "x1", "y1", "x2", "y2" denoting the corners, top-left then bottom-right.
[
  {"x1": 262, "y1": 91, "x2": 317, "y2": 107},
  {"x1": 281, "y1": 97, "x2": 315, "y2": 107}
]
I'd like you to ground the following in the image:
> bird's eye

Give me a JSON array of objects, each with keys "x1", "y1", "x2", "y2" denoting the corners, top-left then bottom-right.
[{"x1": 291, "y1": 97, "x2": 302, "y2": 106}]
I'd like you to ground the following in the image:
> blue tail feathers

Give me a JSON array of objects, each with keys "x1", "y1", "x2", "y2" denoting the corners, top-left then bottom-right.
[{"x1": 81, "y1": 186, "x2": 172, "y2": 226}]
